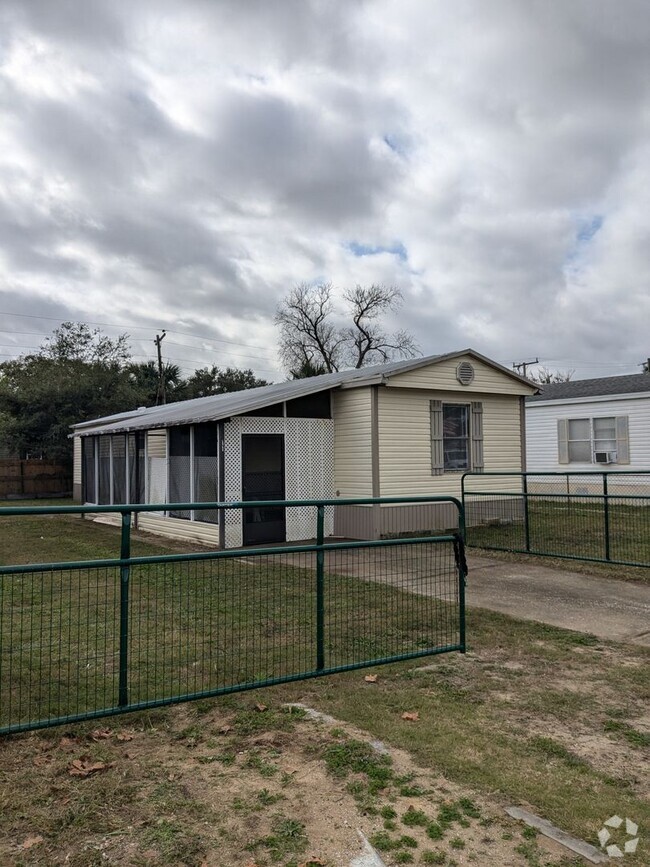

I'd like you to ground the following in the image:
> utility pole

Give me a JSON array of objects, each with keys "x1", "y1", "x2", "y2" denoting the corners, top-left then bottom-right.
[
  {"x1": 512, "y1": 357, "x2": 539, "y2": 378},
  {"x1": 154, "y1": 330, "x2": 167, "y2": 405}
]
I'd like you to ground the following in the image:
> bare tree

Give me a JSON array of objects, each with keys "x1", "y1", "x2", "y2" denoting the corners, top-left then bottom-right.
[
  {"x1": 276, "y1": 282, "x2": 419, "y2": 375},
  {"x1": 529, "y1": 366, "x2": 575, "y2": 384},
  {"x1": 342, "y1": 284, "x2": 419, "y2": 368},
  {"x1": 275, "y1": 283, "x2": 346, "y2": 374}
]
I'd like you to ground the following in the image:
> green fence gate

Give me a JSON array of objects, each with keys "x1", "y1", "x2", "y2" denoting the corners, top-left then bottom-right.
[
  {"x1": 461, "y1": 471, "x2": 650, "y2": 567},
  {"x1": 0, "y1": 495, "x2": 467, "y2": 734}
]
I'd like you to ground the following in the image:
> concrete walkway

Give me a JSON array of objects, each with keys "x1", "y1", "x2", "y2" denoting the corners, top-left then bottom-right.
[{"x1": 467, "y1": 554, "x2": 650, "y2": 646}]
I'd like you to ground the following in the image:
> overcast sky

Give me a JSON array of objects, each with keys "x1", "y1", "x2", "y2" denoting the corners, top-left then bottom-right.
[{"x1": 1, "y1": 0, "x2": 649, "y2": 382}]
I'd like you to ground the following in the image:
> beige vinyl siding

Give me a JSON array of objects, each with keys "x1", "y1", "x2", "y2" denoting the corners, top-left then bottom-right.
[
  {"x1": 146, "y1": 429, "x2": 167, "y2": 504},
  {"x1": 86, "y1": 513, "x2": 222, "y2": 545},
  {"x1": 147, "y1": 430, "x2": 167, "y2": 457},
  {"x1": 388, "y1": 354, "x2": 536, "y2": 396},
  {"x1": 73, "y1": 437, "x2": 82, "y2": 484},
  {"x1": 137, "y1": 514, "x2": 221, "y2": 545},
  {"x1": 333, "y1": 388, "x2": 373, "y2": 496},
  {"x1": 378, "y1": 387, "x2": 524, "y2": 497}
]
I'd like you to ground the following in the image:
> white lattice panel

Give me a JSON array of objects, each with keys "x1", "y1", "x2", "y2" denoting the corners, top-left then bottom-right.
[
  {"x1": 283, "y1": 418, "x2": 335, "y2": 542},
  {"x1": 223, "y1": 419, "x2": 243, "y2": 548},
  {"x1": 222, "y1": 417, "x2": 334, "y2": 546}
]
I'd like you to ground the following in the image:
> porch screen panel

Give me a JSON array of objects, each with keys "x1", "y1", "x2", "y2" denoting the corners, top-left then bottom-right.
[
  {"x1": 193, "y1": 423, "x2": 219, "y2": 523},
  {"x1": 82, "y1": 437, "x2": 96, "y2": 503},
  {"x1": 169, "y1": 426, "x2": 191, "y2": 518},
  {"x1": 127, "y1": 433, "x2": 144, "y2": 504},
  {"x1": 136, "y1": 432, "x2": 146, "y2": 503},
  {"x1": 112, "y1": 435, "x2": 127, "y2": 504},
  {"x1": 98, "y1": 437, "x2": 111, "y2": 504}
]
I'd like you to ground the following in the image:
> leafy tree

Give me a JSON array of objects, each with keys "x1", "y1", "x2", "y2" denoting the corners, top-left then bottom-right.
[
  {"x1": 529, "y1": 366, "x2": 574, "y2": 384},
  {"x1": 275, "y1": 282, "x2": 419, "y2": 374},
  {"x1": 0, "y1": 322, "x2": 272, "y2": 466},
  {"x1": 0, "y1": 324, "x2": 141, "y2": 465},
  {"x1": 126, "y1": 360, "x2": 183, "y2": 405},
  {"x1": 179, "y1": 365, "x2": 268, "y2": 399},
  {"x1": 289, "y1": 358, "x2": 328, "y2": 380},
  {"x1": 42, "y1": 321, "x2": 130, "y2": 364}
]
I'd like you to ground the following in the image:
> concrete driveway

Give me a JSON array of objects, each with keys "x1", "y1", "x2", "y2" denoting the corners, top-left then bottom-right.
[{"x1": 467, "y1": 554, "x2": 650, "y2": 646}]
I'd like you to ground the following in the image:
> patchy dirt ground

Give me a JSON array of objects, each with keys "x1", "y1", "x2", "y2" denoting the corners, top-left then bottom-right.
[{"x1": 0, "y1": 698, "x2": 586, "y2": 867}]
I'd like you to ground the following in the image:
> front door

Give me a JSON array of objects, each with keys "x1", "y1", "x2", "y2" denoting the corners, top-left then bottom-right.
[{"x1": 241, "y1": 434, "x2": 286, "y2": 545}]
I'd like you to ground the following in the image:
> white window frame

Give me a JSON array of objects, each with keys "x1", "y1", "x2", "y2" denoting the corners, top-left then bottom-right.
[{"x1": 566, "y1": 416, "x2": 617, "y2": 464}]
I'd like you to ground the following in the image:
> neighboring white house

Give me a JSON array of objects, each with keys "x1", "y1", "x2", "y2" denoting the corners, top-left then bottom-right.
[
  {"x1": 72, "y1": 349, "x2": 536, "y2": 547},
  {"x1": 525, "y1": 373, "x2": 650, "y2": 481}
]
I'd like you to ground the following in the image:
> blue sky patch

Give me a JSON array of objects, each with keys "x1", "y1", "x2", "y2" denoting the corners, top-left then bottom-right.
[
  {"x1": 576, "y1": 214, "x2": 603, "y2": 243},
  {"x1": 346, "y1": 240, "x2": 408, "y2": 261}
]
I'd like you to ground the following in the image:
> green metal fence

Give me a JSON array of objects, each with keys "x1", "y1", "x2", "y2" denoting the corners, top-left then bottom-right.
[
  {"x1": 461, "y1": 471, "x2": 650, "y2": 567},
  {"x1": 0, "y1": 496, "x2": 466, "y2": 734}
]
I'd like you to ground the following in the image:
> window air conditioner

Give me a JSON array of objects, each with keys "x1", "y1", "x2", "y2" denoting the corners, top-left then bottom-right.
[{"x1": 594, "y1": 451, "x2": 617, "y2": 464}]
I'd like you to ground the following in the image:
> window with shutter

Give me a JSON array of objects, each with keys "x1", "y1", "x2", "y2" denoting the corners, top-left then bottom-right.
[
  {"x1": 431, "y1": 401, "x2": 484, "y2": 473},
  {"x1": 471, "y1": 402, "x2": 484, "y2": 471},
  {"x1": 558, "y1": 416, "x2": 629, "y2": 464},
  {"x1": 430, "y1": 400, "x2": 444, "y2": 475}
]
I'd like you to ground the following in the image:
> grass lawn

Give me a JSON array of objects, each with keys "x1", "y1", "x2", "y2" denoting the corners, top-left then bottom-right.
[
  {"x1": 1, "y1": 506, "x2": 649, "y2": 866},
  {"x1": 467, "y1": 498, "x2": 650, "y2": 579}
]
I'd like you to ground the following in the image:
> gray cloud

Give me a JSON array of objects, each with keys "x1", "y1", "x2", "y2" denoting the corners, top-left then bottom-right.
[{"x1": 1, "y1": 0, "x2": 649, "y2": 381}]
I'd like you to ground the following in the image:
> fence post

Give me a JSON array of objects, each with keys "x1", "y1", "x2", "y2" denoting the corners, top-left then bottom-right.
[
  {"x1": 603, "y1": 473, "x2": 610, "y2": 561},
  {"x1": 453, "y1": 532, "x2": 467, "y2": 654},
  {"x1": 316, "y1": 504, "x2": 325, "y2": 671},
  {"x1": 118, "y1": 511, "x2": 132, "y2": 708},
  {"x1": 523, "y1": 474, "x2": 530, "y2": 553}
]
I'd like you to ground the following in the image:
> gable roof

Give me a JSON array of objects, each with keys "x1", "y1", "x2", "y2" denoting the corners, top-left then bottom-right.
[
  {"x1": 73, "y1": 348, "x2": 535, "y2": 436},
  {"x1": 527, "y1": 372, "x2": 650, "y2": 403}
]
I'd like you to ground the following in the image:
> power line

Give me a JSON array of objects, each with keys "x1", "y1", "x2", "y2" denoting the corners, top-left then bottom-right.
[
  {"x1": 0, "y1": 311, "x2": 270, "y2": 352},
  {"x1": 0, "y1": 348, "x2": 278, "y2": 375}
]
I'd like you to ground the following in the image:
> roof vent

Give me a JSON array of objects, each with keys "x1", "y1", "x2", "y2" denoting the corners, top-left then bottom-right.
[{"x1": 456, "y1": 361, "x2": 475, "y2": 386}]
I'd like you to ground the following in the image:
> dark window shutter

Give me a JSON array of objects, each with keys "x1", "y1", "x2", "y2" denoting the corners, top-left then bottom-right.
[
  {"x1": 615, "y1": 416, "x2": 630, "y2": 464},
  {"x1": 470, "y1": 402, "x2": 484, "y2": 471},
  {"x1": 557, "y1": 419, "x2": 569, "y2": 464},
  {"x1": 430, "y1": 400, "x2": 444, "y2": 475}
]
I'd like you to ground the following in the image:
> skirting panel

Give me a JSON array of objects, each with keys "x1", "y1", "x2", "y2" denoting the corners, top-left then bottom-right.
[{"x1": 333, "y1": 502, "x2": 461, "y2": 540}]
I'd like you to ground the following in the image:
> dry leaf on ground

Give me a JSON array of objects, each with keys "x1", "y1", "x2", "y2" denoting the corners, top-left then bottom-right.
[
  {"x1": 254, "y1": 703, "x2": 268, "y2": 712},
  {"x1": 22, "y1": 836, "x2": 43, "y2": 850},
  {"x1": 58, "y1": 736, "x2": 77, "y2": 747},
  {"x1": 32, "y1": 755, "x2": 52, "y2": 767},
  {"x1": 364, "y1": 674, "x2": 378, "y2": 683},
  {"x1": 89, "y1": 729, "x2": 112, "y2": 741},
  {"x1": 68, "y1": 758, "x2": 115, "y2": 777},
  {"x1": 116, "y1": 732, "x2": 134, "y2": 742},
  {"x1": 401, "y1": 711, "x2": 420, "y2": 721}
]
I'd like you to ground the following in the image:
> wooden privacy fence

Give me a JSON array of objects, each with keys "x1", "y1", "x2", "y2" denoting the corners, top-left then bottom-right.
[{"x1": 0, "y1": 460, "x2": 72, "y2": 499}]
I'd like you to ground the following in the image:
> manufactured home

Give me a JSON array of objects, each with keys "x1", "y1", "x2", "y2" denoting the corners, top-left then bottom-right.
[
  {"x1": 72, "y1": 350, "x2": 537, "y2": 547},
  {"x1": 526, "y1": 372, "x2": 650, "y2": 473}
]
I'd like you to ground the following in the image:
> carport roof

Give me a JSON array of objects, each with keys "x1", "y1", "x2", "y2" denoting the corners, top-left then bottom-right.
[{"x1": 72, "y1": 348, "x2": 534, "y2": 436}]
